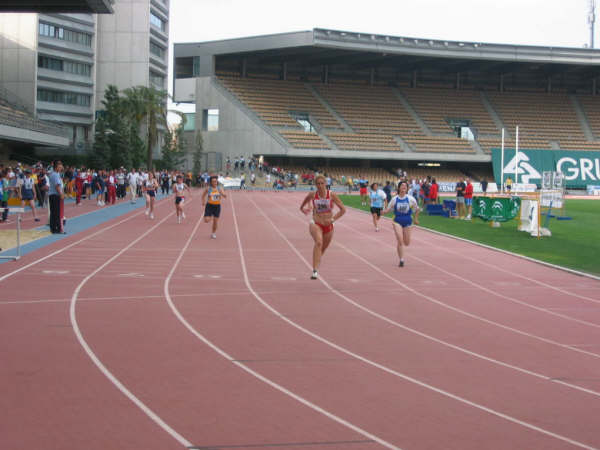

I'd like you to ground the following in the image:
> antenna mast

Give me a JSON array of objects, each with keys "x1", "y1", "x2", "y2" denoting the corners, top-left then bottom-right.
[{"x1": 589, "y1": 0, "x2": 596, "y2": 48}]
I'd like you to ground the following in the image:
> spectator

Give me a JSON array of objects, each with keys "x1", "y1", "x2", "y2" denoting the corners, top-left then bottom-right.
[
  {"x1": 481, "y1": 178, "x2": 488, "y2": 195},
  {"x1": 455, "y1": 177, "x2": 466, "y2": 219},
  {"x1": 383, "y1": 181, "x2": 392, "y2": 203},
  {"x1": 429, "y1": 178, "x2": 439, "y2": 204},
  {"x1": 0, "y1": 170, "x2": 8, "y2": 223},
  {"x1": 505, "y1": 176, "x2": 512, "y2": 193},
  {"x1": 127, "y1": 169, "x2": 138, "y2": 203},
  {"x1": 48, "y1": 160, "x2": 64, "y2": 234},
  {"x1": 464, "y1": 178, "x2": 473, "y2": 220}
]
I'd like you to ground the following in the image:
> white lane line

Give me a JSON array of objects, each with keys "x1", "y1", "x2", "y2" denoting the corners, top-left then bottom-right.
[
  {"x1": 347, "y1": 203, "x2": 600, "y2": 299},
  {"x1": 69, "y1": 210, "x2": 193, "y2": 448},
  {"x1": 238, "y1": 195, "x2": 595, "y2": 449},
  {"x1": 0, "y1": 196, "x2": 171, "y2": 283},
  {"x1": 272, "y1": 195, "x2": 600, "y2": 360},
  {"x1": 163, "y1": 197, "x2": 400, "y2": 449},
  {"x1": 256, "y1": 196, "x2": 600, "y2": 395},
  {"x1": 340, "y1": 208, "x2": 600, "y2": 329}
]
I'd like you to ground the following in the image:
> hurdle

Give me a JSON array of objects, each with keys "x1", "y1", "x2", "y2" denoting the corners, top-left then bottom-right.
[{"x1": 0, "y1": 207, "x2": 25, "y2": 261}]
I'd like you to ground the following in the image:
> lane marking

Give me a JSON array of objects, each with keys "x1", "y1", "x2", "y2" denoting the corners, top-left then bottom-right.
[
  {"x1": 42, "y1": 270, "x2": 70, "y2": 275},
  {"x1": 331, "y1": 203, "x2": 600, "y2": 330},
  {"x1": 118, "y1": 272, "x2": 145, "y2": 278},
  {"x1": 273, "y1": 195, "x2": 600, "y2": 359},
  {"x1": 238, "y1": 194, "x2": 597, "y2": 449},
  {"x1": 163, "y1": 197, "x2": 401, "y2": 450},
  {"x1": 0, "y1": 196, "x2": 172, "y2": 283},
  {"x1": 69, "y1": 210, "x2": 193, "y2": 448}
]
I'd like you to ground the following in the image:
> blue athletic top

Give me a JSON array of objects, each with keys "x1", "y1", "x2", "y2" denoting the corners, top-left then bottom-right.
[
  {"x1": 390, "y1": 194, "x2": 417, "y2": 225},
  {"x1": 369, "y1": 189, "x2": 385, "y2": 208}
]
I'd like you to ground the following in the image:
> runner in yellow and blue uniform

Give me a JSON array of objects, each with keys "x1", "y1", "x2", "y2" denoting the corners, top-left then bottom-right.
[{"x1": 201, "y1": 175, "x2": 227, "y2": 239}]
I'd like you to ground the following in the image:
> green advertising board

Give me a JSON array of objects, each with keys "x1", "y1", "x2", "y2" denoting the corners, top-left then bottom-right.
[
  {"x1": 473, "y1": 196, "x2": 521, "y2": 222},
  {"x1": 491, "y1": 148, "x2": 600, "y2": 188}
]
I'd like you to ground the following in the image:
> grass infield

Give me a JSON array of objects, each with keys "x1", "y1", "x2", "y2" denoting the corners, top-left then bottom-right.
[{"x1": 339, "y1": 194, "x2": 600, "y2": 276}]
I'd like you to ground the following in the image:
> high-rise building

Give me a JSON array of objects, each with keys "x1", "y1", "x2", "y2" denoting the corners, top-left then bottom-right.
[{"x1": 0, "y1": 0, "x2": 169, "y2": 152}]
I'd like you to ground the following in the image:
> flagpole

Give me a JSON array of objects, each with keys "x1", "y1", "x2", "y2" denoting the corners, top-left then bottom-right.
[
  {"x1": 500, "y1": 128, "x2": 505, "y2": 193},
  {"x1": 515, "y1": 126, "x2": 520, "y2": 190}
]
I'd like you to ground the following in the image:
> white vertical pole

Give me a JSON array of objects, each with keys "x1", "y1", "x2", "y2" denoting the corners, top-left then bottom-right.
[
  {"x1": 500, "y1": 128, "x2": 505, "y2": 193},
  {"x1": 515, "y1": 126, "x2": 520, "y2": 189}
]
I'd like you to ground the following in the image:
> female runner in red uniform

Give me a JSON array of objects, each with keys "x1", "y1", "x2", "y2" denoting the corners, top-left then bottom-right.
[{"x1": 300, "y1": 175, "x2": 346, "y2": 279}]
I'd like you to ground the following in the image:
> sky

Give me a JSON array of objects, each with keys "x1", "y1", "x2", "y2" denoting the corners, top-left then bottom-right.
[{"x1": 167, "y1": 0, "x2": 597, "y2": 116}]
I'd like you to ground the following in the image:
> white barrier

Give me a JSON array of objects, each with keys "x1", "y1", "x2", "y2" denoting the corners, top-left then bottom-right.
[{"x1": 0, "y1": 207, "x2": 25, "y2": 261}]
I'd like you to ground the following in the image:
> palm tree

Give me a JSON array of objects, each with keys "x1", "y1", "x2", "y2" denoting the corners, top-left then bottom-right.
[{"x1": 123, "y1": 86, "x2": 168, "y2": 170}]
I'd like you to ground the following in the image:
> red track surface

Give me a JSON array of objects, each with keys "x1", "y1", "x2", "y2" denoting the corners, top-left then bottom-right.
[{"x1": 2, "y1": 191, "x2": 600, "y2": 450}]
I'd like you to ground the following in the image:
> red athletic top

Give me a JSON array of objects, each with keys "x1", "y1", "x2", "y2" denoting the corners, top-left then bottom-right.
[
  {"x1": 429, "y1": 183, "x2": 438, "y2": 200},
  {"x1": 312, "y1": 190, "x2": 333, "y2": 214},
  {"x1": 464, "y1": 183, "x2": 473, "y2": 199}
]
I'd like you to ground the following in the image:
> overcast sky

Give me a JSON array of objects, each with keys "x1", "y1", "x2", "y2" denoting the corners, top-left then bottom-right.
[{"x1": 167, "y1": 0, "x2": 597, "y2": 116}]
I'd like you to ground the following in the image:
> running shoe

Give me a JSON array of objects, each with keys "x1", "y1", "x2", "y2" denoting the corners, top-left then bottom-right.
[
  {"x1": 150, "y1": 213, "x2": 154, "y2": 219},
  {"x1": 182, "y1": 212, "x2": 186, "y2": 219},
  {"x1": 399, "y1": 260, "x2": 404, "y2": 267},
  {"x1": 34, "y1": 218, "x2": 40, "y2": 222},
  {"x1": 311, "y1": 270, "x2": 318, "y2": 280},
  {"x1": 375, "y1": 227, "x2": 379, "y2": 232},
  {"x1": 145, "y1": 209, "x2": 149, "y2": 215},
  {"x1": 211, "y1": 233, "x2": 216, "y2": 239},
  {"x1": 177, "y1": 216, "x2": 181, "y2": 224}
]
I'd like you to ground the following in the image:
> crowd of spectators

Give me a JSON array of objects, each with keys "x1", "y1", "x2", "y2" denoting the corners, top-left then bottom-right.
[{"x1": 0, "y1": 160, "x2": 194, "y2": 232}]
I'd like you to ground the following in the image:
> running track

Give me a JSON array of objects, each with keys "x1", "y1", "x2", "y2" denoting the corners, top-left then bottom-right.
[{"x1": 1, "y1": 191, "x2": 600, "y2": 449}]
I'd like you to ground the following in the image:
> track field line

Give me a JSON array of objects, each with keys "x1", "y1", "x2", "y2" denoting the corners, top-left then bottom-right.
[
  {"x1": 0, "y1": 195, "x2": 172, "y2": 282},
  {"x1": 69, "y1": 208, "x2": 193, "y2": 448},
  {"x1": 252, "y1": 194, "x2": 600, "y2": 397},
  {"x1": 234, "y1": 193, "x2": 595, "y2": 450}
]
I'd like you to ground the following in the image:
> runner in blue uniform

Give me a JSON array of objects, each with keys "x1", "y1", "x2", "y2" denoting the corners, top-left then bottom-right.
[
  {"x1": 382, "y1": 180, "x2": 419, "y2": 267},
  {"x1": 369, "y1": 182, "x2": 387, "y2": 232}
]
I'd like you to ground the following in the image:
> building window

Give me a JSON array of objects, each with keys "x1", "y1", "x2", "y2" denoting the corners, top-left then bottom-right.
[
  {"x1": 38, "y1": 55, "x2": 91, "y2": 77},
  {"x1": 64, "y1": 60, "x2": 91, "y2": 77},
  {"x1": 37, "y1": 89, "x2": 91, "y2": 107},
  {"x1": 150, "y1": 41, "x2": 165, "y2": 59},
  {"x1": 38, "y1": 55, "x2": 63, "y2": 71},
  {"x1": 193, "y1": 56, "x2": 200, "y2": 76},
  {"x1": 202, "y1": 109, "x2": 219, "y2": 131},
  {"x1": 149, "y1": 71, "x2": 164, "y2": 87},
  {"x1": 39, "y1": 22, "x2": 92, "y2": 47},
  {"x1": 150, "y1": 12, "x2": 166, "y2": 31}
]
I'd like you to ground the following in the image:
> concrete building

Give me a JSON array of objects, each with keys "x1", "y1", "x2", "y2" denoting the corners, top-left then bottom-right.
[{"x1": 0, "y1": 0, "x2": 169, "y2": 154}]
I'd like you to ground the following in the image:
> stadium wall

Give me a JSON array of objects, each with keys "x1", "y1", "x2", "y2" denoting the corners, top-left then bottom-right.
[{"x1": 194, "y1": 76, "x2": 289, "y2": 169}]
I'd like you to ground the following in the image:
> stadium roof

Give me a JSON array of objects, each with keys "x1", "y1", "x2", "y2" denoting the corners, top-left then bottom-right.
[
  {"x1": 174, "y1": 28, "x2": 600, "y2": 79},
  {"x1": 0, "y1": 0, "x2": 114, "y2": 13}
]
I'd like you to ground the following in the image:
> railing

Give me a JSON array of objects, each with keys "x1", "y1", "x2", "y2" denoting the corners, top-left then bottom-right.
[{"x1": 0, "y1": 89, "x2": 71, "y2": 139}]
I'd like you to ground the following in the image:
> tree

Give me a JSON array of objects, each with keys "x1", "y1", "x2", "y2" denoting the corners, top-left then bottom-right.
[
  {"x1": 160, "y1": 111, "x2": 187, "y2": 171},
  {"x1": 192, "y1": 130, "x2": 204, "y2": 176},
  {"x1": 123, "y1": 86, "x2": 168, "y2": 170}
]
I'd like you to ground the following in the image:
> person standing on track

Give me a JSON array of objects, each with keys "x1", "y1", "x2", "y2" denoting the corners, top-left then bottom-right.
[
  {"x1": 174, "y1": 174, "x2": 190, "y2": 224},
  {"x1": 300, "y1": 174, "x2": 346, "y2": 280},
  {"x1": 48, "y1": 160, "x2": 64, "y2": 234},
  {"x1": 382, "y1": 180, "x2": 419, "y2": 267},
  {"x1": 127, "y1": 168, "x2": 138, "y2": 204},
  {"x1": 369, "y1": 182, "x2": 387, "y2": 232},
  {"x1": 20, "y1": 169, "x2": 40, "y2": 222},
  {"x1": 201, "y1": 175, "x2": 227, "y2": 239}
]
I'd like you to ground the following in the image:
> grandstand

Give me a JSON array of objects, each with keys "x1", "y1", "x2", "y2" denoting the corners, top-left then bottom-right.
[
  {"x1": 0, "y1": 88, "x2": 70, "y2": 159},
  {"x1": 174, "y1": 29, "x2": 600, "y2": 187}
]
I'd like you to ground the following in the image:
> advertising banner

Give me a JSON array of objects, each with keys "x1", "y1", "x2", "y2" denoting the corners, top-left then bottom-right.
[
  {"x1": 492, "y1": 148, "x2": 600, "y2": 188},
  {"x1": 473, "y1": 196, "x2": 521, "y2": 222}
]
